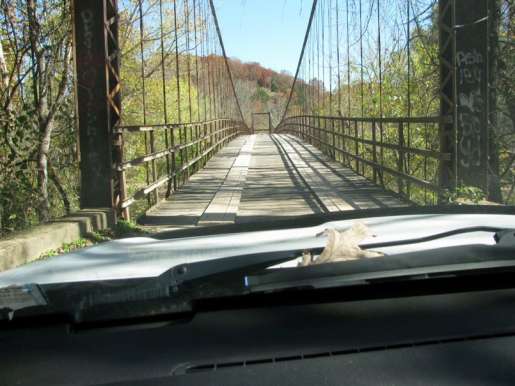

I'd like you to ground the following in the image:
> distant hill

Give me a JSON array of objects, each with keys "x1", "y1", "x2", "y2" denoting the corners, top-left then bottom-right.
[{"x1": 226, "y1": 58, "x2": 294, "y2": 128}]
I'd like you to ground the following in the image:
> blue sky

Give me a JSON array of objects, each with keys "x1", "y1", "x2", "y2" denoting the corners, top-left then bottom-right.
[{"x1": 213, "y1": 0, "x2": 311, "y2": 74}]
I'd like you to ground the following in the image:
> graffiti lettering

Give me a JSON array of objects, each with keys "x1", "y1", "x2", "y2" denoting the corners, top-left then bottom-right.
[
  {"x1": 80, "y1": 9, "x2": 98, "y2": 138},
  {"x1": 457, "y1": 49, "x2": 483, "y2": 86},
  {"x1": 456, "y1": 49, "x2": 482, "y2": 66},
  {"x1": 77, "y1": 7, "x2": 104, "y2": 185},
  {"x1": 456, "y1": 50, "x2": 484, "y2": 169},
  {"x1": 81, "y1": 10, "x2": 94, "y2": 61},
  {"x1": 458, "y1": 91, "x2": 481, "y2": 168}
]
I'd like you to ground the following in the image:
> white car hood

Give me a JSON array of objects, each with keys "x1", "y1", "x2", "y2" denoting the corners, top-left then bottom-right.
[{"x1": 1, "y1": 213, "x2": 514, "y2": 287}]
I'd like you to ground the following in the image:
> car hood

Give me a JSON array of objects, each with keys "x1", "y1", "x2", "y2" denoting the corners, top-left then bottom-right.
[{"x1": 1, "y1": 213, "x2": 514, "y2": 287}]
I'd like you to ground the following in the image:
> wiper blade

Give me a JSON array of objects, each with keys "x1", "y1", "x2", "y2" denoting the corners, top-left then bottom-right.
[
  {"x1": 361, "y1": 226, "x2": 506, "y2": 249},
  {"x1": 170, "y1": 226, "x2": 514, "y2": 286},
  {"x1": 246, "y1": 243, "x2": 515, "y2": 293},
  {"x1": 244, "y1": 229, "x2": 515, "y2": 293}
]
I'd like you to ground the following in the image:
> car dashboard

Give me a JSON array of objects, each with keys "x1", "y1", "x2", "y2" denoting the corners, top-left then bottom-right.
[{"x1": 2, "y1": 284, "x2": 515, "y2": 385}]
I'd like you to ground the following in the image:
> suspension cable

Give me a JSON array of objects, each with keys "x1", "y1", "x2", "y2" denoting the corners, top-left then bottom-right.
[
  {"x1": 279, "y1": 0, "x2": 319, "y2": 127},
  {"x1": 207, "y1": 0, "x2": 246, "y2": 126}
]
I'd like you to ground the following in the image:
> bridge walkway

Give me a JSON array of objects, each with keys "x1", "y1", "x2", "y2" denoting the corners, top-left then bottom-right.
[{"x1": 141, "y1": 134, "x2": 406, "y2": 230}]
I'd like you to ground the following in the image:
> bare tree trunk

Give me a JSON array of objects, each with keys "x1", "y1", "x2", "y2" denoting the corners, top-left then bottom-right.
[
  {"x1": 37, "y1": 127, "x2": 52, "y2": 221},
  {"x1": 36, "y1": 56, "x2": 52, "y2": 222},
  {"x1": 25, "y1": 0, "x2": 48, "y2": 221},
  {"x1": 0, "y1": 42, "x2": 9, "y2": 91},
  {"x1": 48, "y1": 159, "x2": 70, "y2": 214},
  {"x1": 0, "y1": 35, "x2": 19, "y2": 160},
  {"x1": 36, "y1": 49, "x2": 70, "y2": 221}
]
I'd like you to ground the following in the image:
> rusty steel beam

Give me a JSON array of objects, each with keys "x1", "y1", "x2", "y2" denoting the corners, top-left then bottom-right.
[
  {"x1": 454, "y1": 0, "x2": 490, "y2": 193},
  {"x1": 438, "y1": 0, "x2": 457, "y2": 198},
  {"x1": 438, "y1": 0, "x2": 492, "y2": 197},
  {"x1": 72, "y1": 0, "x2": 123, "y2": 216}
]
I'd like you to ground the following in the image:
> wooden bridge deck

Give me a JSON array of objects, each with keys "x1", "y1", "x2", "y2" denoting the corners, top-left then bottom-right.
[{"x1": 141, "y1": 134, "x2": 406, "y2": 230}]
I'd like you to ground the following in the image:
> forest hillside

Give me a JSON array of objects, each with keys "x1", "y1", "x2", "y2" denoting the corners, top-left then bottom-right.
[{"x1": 227, "y1": 58, "x2": 293, "y2": 129}]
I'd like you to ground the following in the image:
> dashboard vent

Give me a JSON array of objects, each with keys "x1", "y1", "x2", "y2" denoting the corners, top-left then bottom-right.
[{"x1": 173, "y1": 330, "x2": 515, "y2": 375}]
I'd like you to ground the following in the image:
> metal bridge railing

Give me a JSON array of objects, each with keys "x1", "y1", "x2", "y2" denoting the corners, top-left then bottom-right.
[
  {"x1": 278, "y1": 115, "x2": 450, "y2": 205},
  {"x1": 115, "y1": 119, "x2": 245, "y2": 216}
]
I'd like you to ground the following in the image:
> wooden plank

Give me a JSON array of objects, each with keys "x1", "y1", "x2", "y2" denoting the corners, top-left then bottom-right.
[
  {"x1": 292, "y1": 130, "x2": 441, "y2": 191},
  {"x1": 141, "y1": 136, "x2": 248, "y2": 229},
  {"x1": 198, "y1": 135, "x2": 256, "y2": 224},
  {"x1": 141, "y1": 134, "x2": 408, "y2": 231}
]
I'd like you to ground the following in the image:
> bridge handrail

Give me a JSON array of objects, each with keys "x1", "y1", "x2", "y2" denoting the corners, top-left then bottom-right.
[
  {"x1": 287, "y1": 115, "x2": 452, "y2": 125},
  {"x1": 117, "y1": 125, "x2": 241, "y2": 171},
  {"x1": 115, "y1": 118, "x2": 247, "y2": 215},
  {"x1": 277, "y1": 115, "x2": 447, "y2": 204},
  {"x1": 287, "y1": 121, "x2": 449, "y2": 161},
  {"x1": 115, "y1": 118, "x2": 239, "y2": 133}
]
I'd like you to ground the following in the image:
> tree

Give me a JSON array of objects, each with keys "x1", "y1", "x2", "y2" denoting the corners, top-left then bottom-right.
[{"x1": 1, "y1": 0, "x2": 74, "y2": 232}]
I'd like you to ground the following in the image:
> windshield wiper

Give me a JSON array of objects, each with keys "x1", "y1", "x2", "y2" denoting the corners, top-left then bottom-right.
[
  {"x1": 246, "y1": 243, "x2": 515, "y2": 293},
  {"x1": 167, "y1": 226, "x2": 514, "y2": 285}
]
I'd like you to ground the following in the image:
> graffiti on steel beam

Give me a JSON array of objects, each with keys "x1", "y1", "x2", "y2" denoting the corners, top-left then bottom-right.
[
  {"x1": 81, "y1": 8, "x2": 103, "y2": 181},
  {"x1": 457, "y1": 49, "x2": 483, "y2": 169}
]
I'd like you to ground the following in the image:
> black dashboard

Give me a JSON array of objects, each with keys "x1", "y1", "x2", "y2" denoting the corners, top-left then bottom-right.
[{"x1": 2, "y1": 285, "x2": 515, "y2": 385}]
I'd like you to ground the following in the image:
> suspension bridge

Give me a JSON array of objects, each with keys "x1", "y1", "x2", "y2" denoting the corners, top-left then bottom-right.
[{"x1": 71, "y1": 0, "x2": 498, "y2": 231}]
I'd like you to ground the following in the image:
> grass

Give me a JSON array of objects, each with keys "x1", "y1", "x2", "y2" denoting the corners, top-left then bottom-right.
[
  {"x1": 39, "y1": 238, "x2": 92, "y2": 259},
  {"x1": 37, "y1": 220, "x2": 150, "y2": 259}
]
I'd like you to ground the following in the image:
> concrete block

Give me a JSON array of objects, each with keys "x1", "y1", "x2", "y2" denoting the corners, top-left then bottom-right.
[{"x1": 0, "y1": 208, "x2": 115, "y2": 272}]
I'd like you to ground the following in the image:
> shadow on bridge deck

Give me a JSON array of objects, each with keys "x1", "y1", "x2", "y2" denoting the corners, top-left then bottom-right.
[{"x1": 140, "y1": 134, "x2": 407, "y2": 230}]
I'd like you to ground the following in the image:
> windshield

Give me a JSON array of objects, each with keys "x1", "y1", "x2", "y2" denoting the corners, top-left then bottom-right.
[{"x1": 0, "y1": 1, "x2": 513, "y2": 289}]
